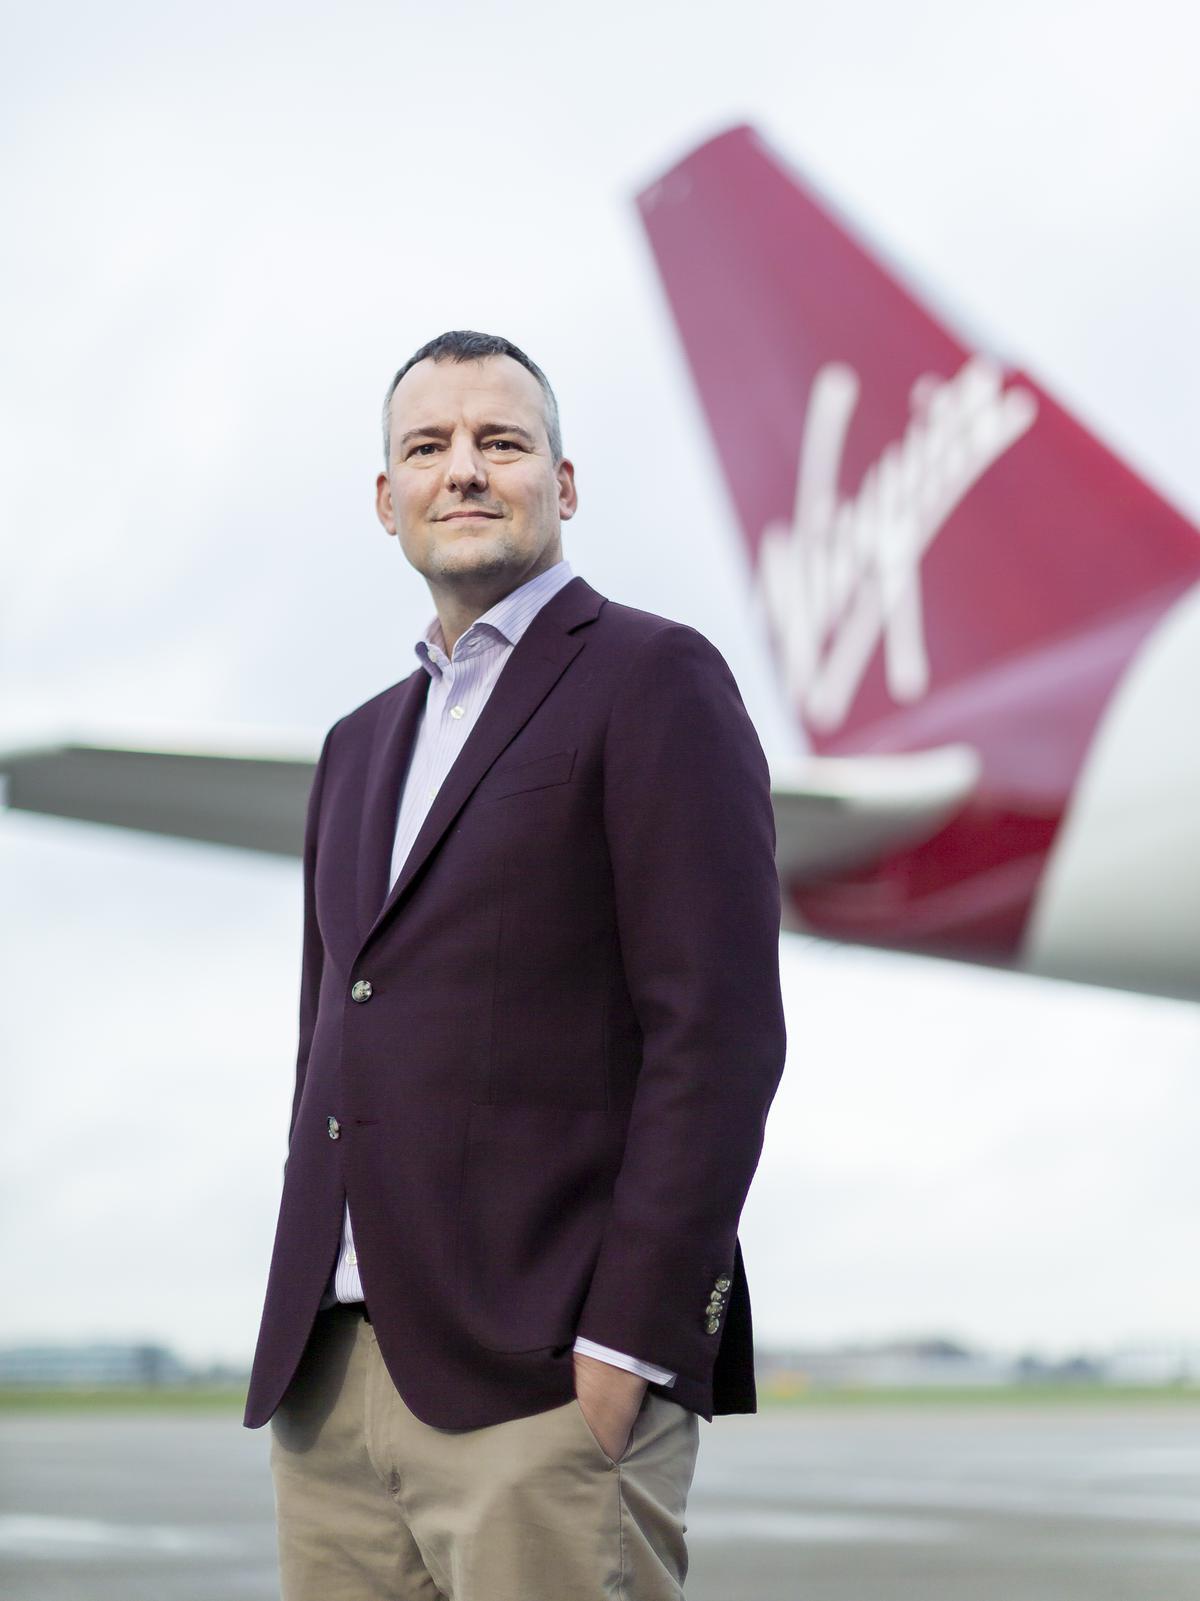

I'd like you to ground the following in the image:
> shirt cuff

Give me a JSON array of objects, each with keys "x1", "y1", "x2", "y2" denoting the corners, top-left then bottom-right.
[{"x1": 572, "y1": 1337, "x2": 677, "y2": 1387}]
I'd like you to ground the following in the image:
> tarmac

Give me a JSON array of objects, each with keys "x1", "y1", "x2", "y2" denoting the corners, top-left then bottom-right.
[{"x1": 2, "y1": 1399, "x2": 1198, "y2": 1599}]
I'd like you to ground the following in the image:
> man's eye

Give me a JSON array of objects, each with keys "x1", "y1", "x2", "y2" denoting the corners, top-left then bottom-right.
[
  {"x1": 486, "y1": 439, "x2": 518, "y2": 451},
  {"x1": 409, "y1": 443, "x2": 440, "y2": 457}
]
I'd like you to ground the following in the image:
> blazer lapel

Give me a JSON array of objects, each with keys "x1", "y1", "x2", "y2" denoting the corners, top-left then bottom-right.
[
  {"x1": 355, "y1": 666, "x2": 430, "y2": 938},
  {"x1": 356, "y1": 575, "x2": 605, "y2": 957}
]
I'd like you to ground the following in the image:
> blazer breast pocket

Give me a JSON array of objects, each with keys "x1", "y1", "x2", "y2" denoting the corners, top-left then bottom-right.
[{"x1": 486, "y1": 747, "x2": 577, "y2": 800}]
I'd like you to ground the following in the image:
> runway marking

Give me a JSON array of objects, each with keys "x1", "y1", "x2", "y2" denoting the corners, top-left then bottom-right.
[
  {"x1": 688, "y1": 1508, "x2": 961, "y2": 1543},
  {"x1": 0, "y1": 1514, "x2": 236, "y2": 1560},
  {"x1": 697, "y1": 1473, "x2": 1200, "y2": 1527}
]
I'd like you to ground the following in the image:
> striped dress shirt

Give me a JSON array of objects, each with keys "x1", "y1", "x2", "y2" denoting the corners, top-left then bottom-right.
[{"x1": 325, "y1": 557, "x2": 675, "y2": 1388}]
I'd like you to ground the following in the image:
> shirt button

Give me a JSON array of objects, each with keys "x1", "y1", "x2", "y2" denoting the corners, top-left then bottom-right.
[
  {"x1": 350, "y1": 979, "x2": 373, "y2": 1002},
  {"x1": 346, "y1": 1248, "x2": 357, "y2": 1266},
  {"x1": 449, "y1": 704, "x2": 465, "y2": 720},
  {"x1": 327, "y1": 1117, "x2": 341, "y2": 1140}
]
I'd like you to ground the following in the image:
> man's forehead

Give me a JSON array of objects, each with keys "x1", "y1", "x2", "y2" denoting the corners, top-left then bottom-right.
[{"x1": 391, "y1": 354, "x2": 544, "y2": 423}]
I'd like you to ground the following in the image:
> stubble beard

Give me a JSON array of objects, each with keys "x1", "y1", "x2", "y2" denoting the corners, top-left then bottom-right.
[
  {"x1": 426, "y1": 523, "x2": 520, "y2": 587},
  {"x1": 423, "y1": 520, "x2": 558, "y2": 601}
]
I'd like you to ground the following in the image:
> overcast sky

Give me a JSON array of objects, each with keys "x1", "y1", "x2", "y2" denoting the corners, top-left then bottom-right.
[{"x1": 2, "y1": 0, "x2": 1198, "y2": 1368}]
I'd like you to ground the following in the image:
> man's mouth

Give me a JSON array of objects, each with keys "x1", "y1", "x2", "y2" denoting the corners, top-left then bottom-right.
[{"x1": 439, "y1": 510, "x2": 502, "y2": 521}]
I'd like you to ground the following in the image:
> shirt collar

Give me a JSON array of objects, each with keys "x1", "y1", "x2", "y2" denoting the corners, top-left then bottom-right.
[{"x1": 415, "y1": 559, "x2": 576, "y2": 677}]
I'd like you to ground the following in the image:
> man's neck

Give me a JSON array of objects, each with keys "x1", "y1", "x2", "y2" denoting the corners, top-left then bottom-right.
[{"x1": 429, "y1": 556, "x2": 562, "y2": 657}]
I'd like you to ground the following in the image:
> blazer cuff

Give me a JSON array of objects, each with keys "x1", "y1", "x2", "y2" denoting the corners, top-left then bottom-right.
[{"x1": 572, "y1": 1337, "x2": 677, "y2": 1387}]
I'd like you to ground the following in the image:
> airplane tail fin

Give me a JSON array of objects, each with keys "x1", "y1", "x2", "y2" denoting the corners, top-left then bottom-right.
[{"x1": 636, "y1": 125, "x2": 1200, "y2": 755}]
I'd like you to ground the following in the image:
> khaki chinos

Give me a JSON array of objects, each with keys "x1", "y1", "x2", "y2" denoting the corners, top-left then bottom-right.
[{"x1": 269, "y1": 1304, "x2": 700, "y2": 1601}]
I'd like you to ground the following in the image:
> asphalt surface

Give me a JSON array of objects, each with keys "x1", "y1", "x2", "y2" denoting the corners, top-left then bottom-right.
[{"x1": 2, "y1": 1402, "x2": 1198, "y2": 1599}]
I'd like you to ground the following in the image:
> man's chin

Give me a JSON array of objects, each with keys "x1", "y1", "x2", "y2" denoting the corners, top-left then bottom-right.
[{"x1": 428, "y1": 538, "x2": 520, "y2": 585}]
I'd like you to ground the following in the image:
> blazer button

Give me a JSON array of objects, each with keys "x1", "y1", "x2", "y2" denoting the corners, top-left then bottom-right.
[
  {"x1": 715, "y1": 1275, "x2": 732, "y2": 1293},
  {"x1": 705, "y1": 1315, "x2": 721, "y2": 1334},
  {"x1": 350, "y1": 979, "x2": 373, "y2": 1003},
  {"x1": 327, "y1": 1117, "x2": 341, "y2": 1140}
]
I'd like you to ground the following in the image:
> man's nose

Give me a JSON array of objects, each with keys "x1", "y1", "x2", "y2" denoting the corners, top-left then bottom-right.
[{"x1": 444, "y1": 435, "x2": 488, "y2": 494}]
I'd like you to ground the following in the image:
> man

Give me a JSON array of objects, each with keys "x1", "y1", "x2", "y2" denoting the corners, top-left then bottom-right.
[{"x1": 245, "y1": 330, "x2": 786, "y2": 1600}]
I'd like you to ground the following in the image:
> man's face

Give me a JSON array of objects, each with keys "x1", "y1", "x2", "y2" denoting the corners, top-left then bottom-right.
[{"x1": 376, "y1": 354, "x2": 576, "y2": 593}]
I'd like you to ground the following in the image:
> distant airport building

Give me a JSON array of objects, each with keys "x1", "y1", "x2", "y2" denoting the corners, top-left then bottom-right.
[
  {"x1": 1103, "y1": 1344, "x2": 1200, "y2": 1385},
  {"x1": 0, "y1": 1342, "x2": 190, "y2": 1387},
  {"x1": 758, "y1": 1337, "x2": 1014, "y2": 1393},
  {"x1": 756, "y1": 1336, "x2": 1200, "y2": 1395}
]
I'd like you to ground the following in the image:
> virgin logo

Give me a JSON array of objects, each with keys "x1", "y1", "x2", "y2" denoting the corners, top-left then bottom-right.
[{"x1": 758, "y1": 355, "x2": 1038, "y2": 731}]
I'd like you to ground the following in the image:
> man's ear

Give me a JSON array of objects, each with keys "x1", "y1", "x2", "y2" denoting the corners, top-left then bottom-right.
[
  {"x1": 557, "y1": 457, "x2": 578, "y2": 522},
  {"x1": 376, "y1": 471, "x2": 397, "y2": 536}
]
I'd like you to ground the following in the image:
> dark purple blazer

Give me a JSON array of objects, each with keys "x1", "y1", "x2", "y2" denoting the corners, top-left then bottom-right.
[{"x1": 244, "y1": 576, "x2": 786, "y2": 1431}]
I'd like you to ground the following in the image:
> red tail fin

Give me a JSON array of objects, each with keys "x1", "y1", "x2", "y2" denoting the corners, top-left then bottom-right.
[
  {"x1": 637, "y1": 125, "x2": 1200, "y2": 967},
  {"x1": 637, "y1": 124, "x2": 1200, "y2": 755}
]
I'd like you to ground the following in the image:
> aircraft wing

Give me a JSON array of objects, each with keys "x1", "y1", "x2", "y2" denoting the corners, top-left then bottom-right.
[
  {"x1": 1, "y1": 734, "x2": 979, "y2": 877},
  {"x1": 772, "y1": 744, "x2": 980, "y2": 881},
  {"x1": 0, "y1": 738, "x2": 317, "y2": 858}
]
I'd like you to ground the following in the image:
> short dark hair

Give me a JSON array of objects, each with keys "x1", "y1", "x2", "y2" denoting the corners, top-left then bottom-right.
[{"x1": 381, "y1": 330, "x2": 563, "y2": 465}]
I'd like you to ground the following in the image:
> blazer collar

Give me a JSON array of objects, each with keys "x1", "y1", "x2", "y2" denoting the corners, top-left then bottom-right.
[{"x1": 355, "y1": 575, "x2": 606, "y2": 955}]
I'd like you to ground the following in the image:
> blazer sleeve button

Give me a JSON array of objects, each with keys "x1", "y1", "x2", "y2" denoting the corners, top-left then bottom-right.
[{"x1": 327, "y1": 1117, "x2": 341, "y2": 1140}]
